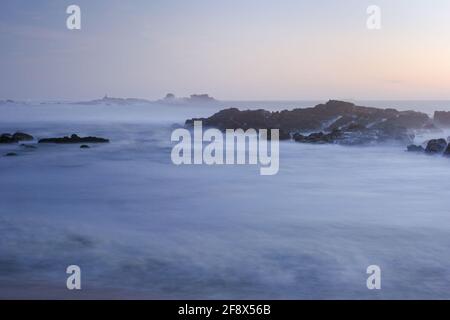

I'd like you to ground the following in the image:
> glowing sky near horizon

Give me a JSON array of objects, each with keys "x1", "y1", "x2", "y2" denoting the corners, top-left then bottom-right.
[{"x1": 1, "y1": 0, "x2": 450, "y2": 100}]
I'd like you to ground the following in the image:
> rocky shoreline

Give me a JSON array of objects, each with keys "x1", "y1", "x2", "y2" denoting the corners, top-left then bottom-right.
[
  {"x1": 2, "y1": 100, "x2": 450, "y2": 158},
  {"x1": 186, "y1": 100, "x2": 450, "y2": 149}
]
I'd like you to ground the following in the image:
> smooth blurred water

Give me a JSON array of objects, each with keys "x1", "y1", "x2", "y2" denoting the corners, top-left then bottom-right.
[{"x1": 1, "y1": 102, "x2": 450, "y2": 299}]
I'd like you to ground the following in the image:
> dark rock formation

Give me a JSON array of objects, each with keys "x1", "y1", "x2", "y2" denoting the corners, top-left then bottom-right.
[
  {"x1": 444, "y1": 144, "x2": 450, "y2": 156},
  {"x1": 80, "y1": 145, "x2": 90, "y2": 149},
  {"x1": 293, "y1": 130, "x2": 343, "y2": 144},
  {"x1": 4, "y1": 152, "x2": 17, "y2": 157},
  {"x1": 39, "y1": 134, "x2": 109, "y2": 144},
  {"x1": 278, "y1": 130, "x2": 291, "y2": 140},
  {"x1": 425, "y1": 139, "x2": 447, "y2": 154},
  {"x1": 266, "y1": 129, "x2": 291, "y2": 140},
  {"x1": 0, "y1": 134, "x2": 14, "y2": 143},
  {"x1": 407, "y1": 145, "x2": 425, "y2": 152},
  {"x1": 186, "y1": 108, "x2": 273, "y2": 131},
  {"x1": 434, "y1": 111, "x2": 450, "y2": 127},
  {"x1": 12, "y1": 132, "x2": 34, "y2": 141},
  {"x1": 186, "y1": 100, "x2": 427, "y2": 145},
  {"x1": 0, "y1": 132, "x2": 34, "y2": 144}
]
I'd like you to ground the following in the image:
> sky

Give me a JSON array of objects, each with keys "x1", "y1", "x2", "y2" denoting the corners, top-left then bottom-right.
[{"x1": 1, "y1": 0, "x2": 450, "y2": 101}]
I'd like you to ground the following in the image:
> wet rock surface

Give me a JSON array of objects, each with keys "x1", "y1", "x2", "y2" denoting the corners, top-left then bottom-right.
[
  {"x1": 293, "y1": 130, "x2": 343, "y2": 144},
  {"x1": 406, "y1": 139, "x2": 449, "y2": 156},
  {"x1": 434, "y1": 111, "x2": 450, "y2": 127},
  {"x1": 425, "y1": 139, "x2": 447, "y2": 154},
  {"x1": 186, "y1": 100, "x2": 426, "y2": 145},
  {"x1": 0, "y1": 132, "x2": 34, "y2": 144}
]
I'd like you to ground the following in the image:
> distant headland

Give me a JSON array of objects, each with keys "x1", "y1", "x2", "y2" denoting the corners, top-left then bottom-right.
[{"x1": 69, "y1": 93, "x2": 218, "y2": 106}]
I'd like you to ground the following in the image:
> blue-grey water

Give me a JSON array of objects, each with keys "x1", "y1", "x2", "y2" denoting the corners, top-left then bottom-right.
[{"x1": 1, "y1": 100, "x2": 450, "y2": 299}]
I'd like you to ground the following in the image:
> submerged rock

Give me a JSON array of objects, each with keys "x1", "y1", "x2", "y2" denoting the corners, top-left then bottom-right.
[
  {"x1": 20, "y1": 144, "x2": 37, "y2": 149},
  {"x1": 80, "y1": 145, "x2": 90, "y2": 149},
  {"x1": 4, "y1": 152, "x2": 17, "y2": 157},
  {"x1": 425, "y1": 139, "x2": 447, "y2": 154},
  {"x1": 39, "y1": 134, "x2": 109, "y2": 144}
]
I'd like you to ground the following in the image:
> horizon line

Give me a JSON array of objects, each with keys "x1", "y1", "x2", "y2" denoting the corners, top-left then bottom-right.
[{"x1": 4, "y1": 96, "x2": 450, "y2": 103}]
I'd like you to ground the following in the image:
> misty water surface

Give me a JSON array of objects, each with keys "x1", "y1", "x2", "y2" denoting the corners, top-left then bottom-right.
[{"x1": 1, "y1": 102, "x2": 450, "y2": 299}]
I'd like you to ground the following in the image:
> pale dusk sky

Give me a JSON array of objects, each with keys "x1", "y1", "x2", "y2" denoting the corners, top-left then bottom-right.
[{"x1": 1, "y1": 0, "x2": 450, "y2": 100}]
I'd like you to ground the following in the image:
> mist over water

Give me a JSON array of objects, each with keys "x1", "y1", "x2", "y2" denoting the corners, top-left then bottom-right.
[{"x1": 1, "y1": 101, "x2": 450, "y2": 299}]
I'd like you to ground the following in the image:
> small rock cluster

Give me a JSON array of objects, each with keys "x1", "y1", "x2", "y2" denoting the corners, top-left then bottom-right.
[
  {"x1": 38, "y1": 134, "x2": 109, "y2": 144},
  {"x1": 407, "y1": 138, "x2": 450, "y2": 156},
  {"x1": 2, "y1": 132, "x2": 108, "y2": 157},
  {"x1": 0, "y1": 132, "x2": 34, "y2": 144}
]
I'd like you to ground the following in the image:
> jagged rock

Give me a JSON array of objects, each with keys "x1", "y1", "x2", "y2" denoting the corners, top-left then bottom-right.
[
  {"x1": 342, "y1": 123, "x2": 367, "y2": 132},
  {"x1": 373, "y1": 124, "x2": 414, "y2": 144},
  {"x1": 381, "y1": 110, "x2": 430, "y2": 129},
  {"x1": 434, "y1": 111, "x2": 450, "y2": 127},
  {"x1": 294, "y1": 132, "x2": 326, "y2": 144},
  {"x1": 425, "y1": 139, "x2": 447, "y2": 154},
  {"x1": 293, "y1": 130, "x2": 343, "y2": 144},
  {"x1": 39, "y1": 134, "x2": 109, "y2": 144},
  {"x1": 302, "y1": 132, "x2": 328, "y2": 144},
  {"x1": 407, "y1": 145, "x2": 425, "y2": 152},
  {"x1": 186, "y1": 108, "x2": 273, "y2": 130},
  {"x1": 80, "y1": 145, "x2": 90, "y2": 149},
  {"x1": 186, "y1": 100, "x2": 426, "y2": 145}
]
